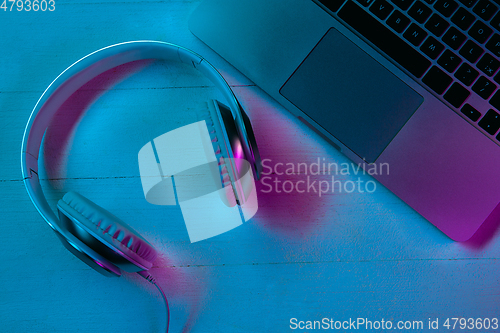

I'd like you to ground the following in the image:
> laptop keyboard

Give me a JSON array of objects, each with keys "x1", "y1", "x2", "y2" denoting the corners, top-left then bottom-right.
[{"x1": 317, "y1": 0, "x2": 500, "y2": 140}]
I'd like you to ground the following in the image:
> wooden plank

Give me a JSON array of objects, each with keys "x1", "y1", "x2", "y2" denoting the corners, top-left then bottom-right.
[{"x1": 1, "y1": 0, "x2": 499, "y2": 332}]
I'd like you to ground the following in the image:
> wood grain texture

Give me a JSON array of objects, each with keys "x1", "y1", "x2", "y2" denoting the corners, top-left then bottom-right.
[{"x1": 1, "y1": 1, "x2": 499, "y2": 332}]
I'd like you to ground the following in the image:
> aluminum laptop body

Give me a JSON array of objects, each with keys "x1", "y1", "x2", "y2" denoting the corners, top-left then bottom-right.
[{"x1": 189, "y1": 0, "x2": 500, "y2": 241}]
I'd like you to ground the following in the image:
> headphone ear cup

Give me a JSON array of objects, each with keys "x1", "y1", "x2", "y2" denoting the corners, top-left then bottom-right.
[
  {"x1": 56, "y1": 191, "x2": 157, "y2": 274},
  {"x1": 204, "y1": 99, "x2": 258, "y2": 207},
  {"x1": 200, "y1": 102, "x2": 239, "y2": 207}
]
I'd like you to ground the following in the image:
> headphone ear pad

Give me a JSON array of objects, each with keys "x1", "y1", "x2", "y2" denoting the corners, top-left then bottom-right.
[
  {"x1": 204, "y1": 99, "x2": 259, "y2": 207},
  {"x1": 57, "y1": 191, "x2": 157, "y2": 272},
  {"x1": 195, "y1": 104, "x2": 235, "y2": 207}
]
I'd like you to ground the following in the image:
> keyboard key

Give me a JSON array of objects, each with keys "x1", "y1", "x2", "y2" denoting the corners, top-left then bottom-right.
[
  {"x1": 491, "y1": 91, "x2": 500, "y2": 110},
  {"x1": 391, "y1": 0, "x2": 415, "y2": 10},
  {"x1": 338, "y1": 1, "x2": 432, "y2": 77},
  {"x1": 423, "y1": 66, "x2": 453, "y2": 93},
  {"x1": 424, "y1": 0, "x2": 436, "y2": 4},
  {"x1": 469, "y1": 21, "x2": 493, "y2": 44},
  {"x1": 421, "y1": 36, "x2": 446, "y2": 58},
  {"x1": 356, "y1": 0, "x2": 375, "y2": 6},
  {"x1": 496, "y1": 71, "x2": 500, "y2": 84},
  {"x1": 478, "y1": 108, "x2": 500, "y2": 134},
  {"x1": 486, "y1": 34, "x2": 500, "y2": 56},
  {"x1": 492, "y1": 13, "x2": 500, "y2": 32},
  {"x1": 461, "y1": 103, "x2": 482, "y2": 121},
  {"x1": 459, "y1": 40, "x2": 484, "y2": 62},
  {"x1": 370, "y1": 0, "x2": 395, "y2": 19},
  {"x1": 473, "y1": 0, "x2": 498, "y2": 21},
  {"x1": 404, "y1": 23, "x2": 428, "y2": 45},
  {"x1": 458, "y1": 0, "x2": 478, "y2": 7},
  {"x1": 472, "y1": 76, "x2": 497, "y2": 98},
  {"x1": 477, "y1": 53, "x2": 500, "y2": 76},
  {"x1": 442, "y1": 27, "x2": 467, "y2": 49},
  {"x1": 434, "y1": 0, "x2": 459, "y2": 17},
  {"x1": 438, "y1": 49, "x2": 462, "y2": 71},
  {"x1": 426, "y1": 13, "x2": 450, "y2": 36},
  {"x1": 409, "y1": 1, "x2": 433, "y2": 22},
  {"x1": 387, "y1": 10, "x2": 411, "y2": 32},
  {"x1": 318, "y1": 0, "x2": 348, "y2": 12},
  {"x1": 444, "y1": 82, "x2": 471, "y2": 106},
  {"x1": 455, "y1": 62, "x2": 480, "y2": 85},
  {"x1": 451, "y1": 7, "x2": 476, "y2": 30}
]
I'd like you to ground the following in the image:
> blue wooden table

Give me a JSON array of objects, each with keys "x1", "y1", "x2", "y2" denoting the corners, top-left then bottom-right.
[{"x1": 1, "y1": 1, "x2": 499, "y2": 332}]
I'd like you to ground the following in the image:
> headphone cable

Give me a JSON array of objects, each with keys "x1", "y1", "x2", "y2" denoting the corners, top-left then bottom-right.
[{"x1": 138, "y1": 270, "x2": 170, "y2": 333}]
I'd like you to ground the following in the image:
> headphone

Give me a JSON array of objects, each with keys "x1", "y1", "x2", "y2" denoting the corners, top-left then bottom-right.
[{"x1": 21, "y1": 41, "x2": 262, "y2": 330}]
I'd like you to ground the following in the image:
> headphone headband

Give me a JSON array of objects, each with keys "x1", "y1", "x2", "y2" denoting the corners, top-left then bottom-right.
[{"x1": 21, "y1": 41, "x2": 260, "y2": 233}]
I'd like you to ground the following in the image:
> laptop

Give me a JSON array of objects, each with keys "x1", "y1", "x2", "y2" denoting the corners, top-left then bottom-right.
[{"x1": 189, "y1": 0, "x2": 500, "y2": 241}]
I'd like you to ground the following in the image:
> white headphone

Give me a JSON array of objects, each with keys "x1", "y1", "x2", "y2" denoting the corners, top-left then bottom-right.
[{"x1": 21, "y1": 41, "x2": 262, "y2": 332}]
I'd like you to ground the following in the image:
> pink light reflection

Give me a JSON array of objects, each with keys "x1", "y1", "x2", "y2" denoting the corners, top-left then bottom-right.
[
  {"x1": 42, "y1": 59, "x2": 153, "y2": 184},
  {"x1": 234, "y1": 87, "x2": 330, "y2": 237}
]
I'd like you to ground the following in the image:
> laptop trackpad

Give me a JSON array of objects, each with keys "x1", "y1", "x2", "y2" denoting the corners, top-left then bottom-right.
[{"x1": 280, "y1": 28, "x2": 423, "y2": 163}]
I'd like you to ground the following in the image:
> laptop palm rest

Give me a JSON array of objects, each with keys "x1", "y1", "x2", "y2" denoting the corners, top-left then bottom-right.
[{"x1": 280, "y1": 28, "x2": 423, "y2": 163}]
